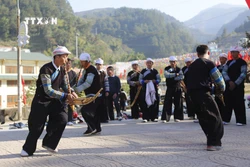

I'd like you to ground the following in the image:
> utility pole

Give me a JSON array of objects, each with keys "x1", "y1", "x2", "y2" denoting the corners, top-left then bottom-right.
[
  {"x1": 17, "y1": 1, "x2": 29, "y2": 121},
  {"x1": 75, "y1": 32, "x2": 79, "y2": 58},
  {"x1": 17, "y1": 0, "x2": 22, "y2": 121}
]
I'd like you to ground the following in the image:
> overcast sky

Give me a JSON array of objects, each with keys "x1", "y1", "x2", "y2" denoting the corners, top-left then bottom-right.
[{"x1": 68, "y1": 0, "x2": 248, "y2": 21}]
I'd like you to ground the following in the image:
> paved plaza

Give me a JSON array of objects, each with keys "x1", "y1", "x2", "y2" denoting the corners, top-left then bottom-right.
[{"x1": 0, "y1": 109, "x2": 250, "y2": 167}]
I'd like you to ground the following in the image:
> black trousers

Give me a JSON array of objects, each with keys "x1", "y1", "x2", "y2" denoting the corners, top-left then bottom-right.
[
  {"x1": 223, "y1": 87, "x2": 246, "y2": 124},
  {"x1": 120, "y1": 100, "x2": 126, "y2": 111},
  {"x1": 80, "y1": 97, "x2": 101, "y2": 131},
  {"x1": 143, "y1": 102, "x2": 158, "y2": 121},
  {"x1": 106, "y1": 93, "x2": 121, "y2": 120},
  {"x1": 162, "y1": 87, "x2": 183, "y2": 120},
  {"x1": 23, "y1": 99, "x2": 67, "y2": 155},
  {"x1": 99, "y1": 97, "x2": 109, "y2": 122},
  {"x1": 130, "y1": 88, "x2": 144, "y2": 119},
  {"x1": 68, "y1": 105, "x2": 73, "y2": 122},
  {"x1": 215, "y1": 95, "x2": 225, "y2": 121},
  {"x1": 185, "y1": 92, "x2": 195, "y2": 117},
  {"x1": 142, "y1": 90, "x2": 159, "y2": 121},
  {"x1": 189, "y1": 90, "x2": 224, "y2": 146}
]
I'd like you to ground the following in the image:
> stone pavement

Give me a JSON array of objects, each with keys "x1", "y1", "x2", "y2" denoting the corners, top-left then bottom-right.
[{"x1": 1, "y1": 110, "x2": 250, "y2": 167}]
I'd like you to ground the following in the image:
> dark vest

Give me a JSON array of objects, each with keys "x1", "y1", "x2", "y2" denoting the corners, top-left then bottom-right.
[
  {"x1": 226, "y1": 58, "x2": 247, "y2": 88},
  {"x1": 68, "y1": 70, "x2": 77, "y2": 87},
  {"x1": 35, "y1": 62, "x2": 65, "y2": 102},
  {"x1": 83, "y1": 65, "x2": 101, "y2": 95},
  {"x1": 140, "y1": 68, "x2": 159, "y2": 91},
  {"x1": 187, "y1": 58, "x2": 214, "y2": 91},
  {"x1": 98, "y1": 70, "x2": 106, "y2": 89},
  {"x1": 165, "y1": 66, "x2": 181, "y2": 88},
  {"x1": 127, "y1": 70, "x2": 140, "y2": 89}
]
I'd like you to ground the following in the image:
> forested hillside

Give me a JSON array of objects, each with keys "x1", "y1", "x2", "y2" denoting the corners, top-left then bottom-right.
[
  {"x1": 76, "y1": 7, "x2": 197, "y2": 58},
  {"x1": 0, "y1": 0, "x2": 144, "y2": 64}
]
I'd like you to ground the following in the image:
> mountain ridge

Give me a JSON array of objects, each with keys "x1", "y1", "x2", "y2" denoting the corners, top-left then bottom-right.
[
  {"x1": 184, "y1": 3, "x2": 246, "y2": 36},
  {"x1": 76, "y1": 7, "x2": 197, "y2": 58}
]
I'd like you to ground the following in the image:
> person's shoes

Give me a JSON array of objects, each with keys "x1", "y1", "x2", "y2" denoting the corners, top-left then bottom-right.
[
  {"x1": 153, "y1": 119, "x2": 158, "y2": 122},
  {"x1": 83, "y1": 129, "x2": 97, "y2": 136},
  {"x1": 93, "y1": 130, "x2": 101, "y2": 135},
  {"x1": 9, "y1": 116, "x2": 14, "y2": 121},
  {"x1": 223, "y1": 122, "x2": 229, "y2": 125},
  {"x1": 118, "y1": 116, "x2": 122, "y2": 121},
  {"x1": 20, "y1": 149, "x2": 30, "y2": 157},
  {"x1": 193, "y1": 119, "x2": 199, "y2": 123},
  {"x1": 207, "y1": 146, "x2": 222, "y2": 151},
  {"x1": 42, "y1": 145, "x2": 58, "y2": 153},
  {"x1": 174, "y1": 119, "x2": 180, "y2": 122},
  {"x1": 236, "y1": 123, "x2": 245, "y2": 126},
  {"x1": 166, "y1": 115, "x2": 171, "y2": 122},
  {"x1": 67, "y1": 122, "x2": 74, "y2": 126},
  {"x1": 162, "y1": 120, "x2": 167, "y2": 123},
  {"x1": 142, "y1": 119, "x2": 148, "y2": 123}
]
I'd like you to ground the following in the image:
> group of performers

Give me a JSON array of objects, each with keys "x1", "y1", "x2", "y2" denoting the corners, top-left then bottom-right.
[{"x1": 20, "y1": 44, "x2": 247, "y2": 156}]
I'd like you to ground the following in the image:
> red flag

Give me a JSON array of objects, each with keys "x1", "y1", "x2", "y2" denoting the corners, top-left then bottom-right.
[
  {"x1": 227, "y1": 51, "x2": 232, "y2": 60},
  {"x1": 246, "y1": 0, "x2": 250, "y2": 9},
  {"x1": 160, "y1": 69, "x2": 163, "y2": 75},
  {"x1": 244, "y1": 52, "x2": 249, "y2": 62},
  {"x1": 21, "y1": 77, "x2": 26, "y2": 105}
]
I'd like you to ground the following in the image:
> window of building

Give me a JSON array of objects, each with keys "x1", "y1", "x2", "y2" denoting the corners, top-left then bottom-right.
[
  {"x1": 23, "y1": 66, "x2": 34, "y2": 74},
  {"x1": 7, "y1": 80, "x2": 17, "y2": 87},
  {"x1": 7, "y1": 95, "x2": 18, "y2": 107},
  {"x1": 5, "y1": 66, "x2": 17, "y2": 73}
]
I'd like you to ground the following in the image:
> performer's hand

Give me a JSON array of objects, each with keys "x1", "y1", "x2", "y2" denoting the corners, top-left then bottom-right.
[
  {"x1": 113, "y1": 93, "x2": 117, "y2": 99},
  {"x1": 144, "y1": 80, "x2": 149, "y2": 83},
  {"x1": 72, "y1": 92, "x2": 78, "y2": 98},
  {"x1": 152, "y1": 79, "x2": 156, "y2": 83},
  {"x1": 67, "y1": 94, "x2": 75, "y2": 105},
  {"x1": 229, "y1": 81, "x2": 236, "y2": 91},
  {"x1": 105, "y1": 92, "x2": 109, "y2": 97}
]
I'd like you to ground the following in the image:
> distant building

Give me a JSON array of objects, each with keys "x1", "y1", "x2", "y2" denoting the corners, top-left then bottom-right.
[
  {"x1": 208, "y1": 42, "x2": 218, "y2": 52},
  {"x1": 238, "y1": 38, "x2": 248, "y2": 48},
  {"x1": 0, "y1": 51, "x2": 51, "y2": 108}
]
